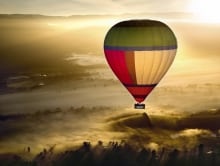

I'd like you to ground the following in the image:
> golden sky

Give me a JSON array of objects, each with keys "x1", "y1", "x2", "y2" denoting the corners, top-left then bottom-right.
[
  {"x1": 1, "y1": 0, "x2": 220, "y2": 23},
  {"x1": 0, "y1": 0, "x2": 191, "y2": 15}
]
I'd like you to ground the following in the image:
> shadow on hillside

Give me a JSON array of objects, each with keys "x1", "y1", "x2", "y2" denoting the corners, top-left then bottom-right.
[{"x1": 107, "y1": 109, "x2": 220, "y2": 131}]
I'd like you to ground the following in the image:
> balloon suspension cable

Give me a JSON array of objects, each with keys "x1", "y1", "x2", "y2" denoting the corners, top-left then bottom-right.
[{"x1": 134, "y1": 103, "x2": 145, "y2": 109}]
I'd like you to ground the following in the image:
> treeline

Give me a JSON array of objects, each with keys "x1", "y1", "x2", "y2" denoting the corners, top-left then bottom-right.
[{"x1": 1, "y1": 141, "x2": 220, "y2": 166}]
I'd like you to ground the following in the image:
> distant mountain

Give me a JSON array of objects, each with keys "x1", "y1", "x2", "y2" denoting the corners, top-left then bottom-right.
[{"x1": 0, "y1": 12, "x2": 194, "y2": 20}]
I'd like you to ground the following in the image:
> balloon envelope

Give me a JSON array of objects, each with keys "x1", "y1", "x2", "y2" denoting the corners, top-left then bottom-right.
[{"x1": 104, "y1": 20, "x2": 177, "y2": 103}]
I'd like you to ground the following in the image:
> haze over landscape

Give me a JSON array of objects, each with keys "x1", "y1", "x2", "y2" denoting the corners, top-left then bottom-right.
[{"x1": 0, "y1": 0, "x2": 220, "y2": 165}]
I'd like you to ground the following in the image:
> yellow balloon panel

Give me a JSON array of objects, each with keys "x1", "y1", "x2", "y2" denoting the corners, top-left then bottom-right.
[{"x1": 134, "y1": 50, "x2": 176, "y2": 85}]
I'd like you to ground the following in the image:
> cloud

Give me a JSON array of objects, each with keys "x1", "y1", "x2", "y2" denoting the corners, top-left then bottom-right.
[
  {"x1": 1, "y1": 101, "x2": 220, "y2": 154},
  {"x1": 65, "y1": 53, "x2": 105, "y2": 66},
  {"x1": 170, "y1": 129, "x2": 215, "y2": 139},
  {"x1": 0, "y1": 0, "x2": 192, "y2": 15}
]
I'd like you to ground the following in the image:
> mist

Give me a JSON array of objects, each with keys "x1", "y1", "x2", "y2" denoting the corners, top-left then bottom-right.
[{"x1": 0, "y1": 14, "x2": 220, "y2": 157}]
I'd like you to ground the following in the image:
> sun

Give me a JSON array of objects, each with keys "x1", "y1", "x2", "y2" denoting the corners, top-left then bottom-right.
[{"x1": 189, "y1": 0, "x2": 220, "y2": 23}]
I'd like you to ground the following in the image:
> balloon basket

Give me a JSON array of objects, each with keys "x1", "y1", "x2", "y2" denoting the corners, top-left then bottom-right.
[{"x1": 134, "y1": 103, "x2": 145, "y2": 109}]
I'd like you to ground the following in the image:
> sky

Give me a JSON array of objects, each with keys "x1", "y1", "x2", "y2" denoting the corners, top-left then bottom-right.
[
  {"x1": 1, "y1": 0, "x2": 220, "y2": 23},
  {"x1": 0, "y1": 0, "x2": 193, "y2": 15}
]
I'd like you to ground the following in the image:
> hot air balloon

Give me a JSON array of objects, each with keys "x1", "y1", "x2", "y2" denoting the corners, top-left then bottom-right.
[{"x1": 104, "y1": 20, "x2": 177, "y2": 109}]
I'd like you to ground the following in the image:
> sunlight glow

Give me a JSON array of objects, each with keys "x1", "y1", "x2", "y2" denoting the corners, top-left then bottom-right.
[{"x1": 189, "y1": 0, "x2": 220, "y2": 23}]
